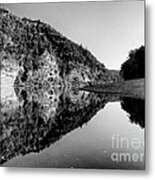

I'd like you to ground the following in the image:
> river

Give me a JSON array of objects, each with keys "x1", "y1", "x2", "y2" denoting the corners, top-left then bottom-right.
[{"x1": 0, "y1": 87, "x2": 145, "y2": 169}]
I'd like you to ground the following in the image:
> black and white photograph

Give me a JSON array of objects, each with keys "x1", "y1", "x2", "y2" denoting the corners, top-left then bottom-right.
[{"x1": 0, "y1": 0, "x2": 145, "y2": 170}]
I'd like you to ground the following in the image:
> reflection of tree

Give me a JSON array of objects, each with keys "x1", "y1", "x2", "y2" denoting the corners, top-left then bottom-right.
[
  {"x1": 0, "y1": 81, "x2": 145, "y2": 165},
  {"x1": 0, "y1": 87, "x2": 107, "y2": 165},
  {"x1": 120, "y1": 97, "x2": 145, "y2": 129}
]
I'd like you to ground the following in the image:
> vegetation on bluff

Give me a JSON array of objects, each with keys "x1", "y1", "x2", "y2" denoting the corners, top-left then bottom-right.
[
  {"x1": 0, "y1": 8, "x2": 109, "y2": 86},
  {"x1": 120, "y1": 46, "x2": 145, "y2": 80}
]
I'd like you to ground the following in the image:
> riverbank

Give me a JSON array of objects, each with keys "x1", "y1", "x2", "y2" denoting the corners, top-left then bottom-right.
[{"x1": 80, "y1": 78, "x2": 145, "y2": 99}]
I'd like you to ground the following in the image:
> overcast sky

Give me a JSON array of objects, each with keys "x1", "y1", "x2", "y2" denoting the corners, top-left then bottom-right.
[{"x1": 2, "y1": 1, "x2": 144, "y2": 69}]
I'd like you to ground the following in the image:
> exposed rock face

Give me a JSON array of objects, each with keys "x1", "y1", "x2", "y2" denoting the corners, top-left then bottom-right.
[
  {"x1": 14, "y1": 50, "x2": 62, "y2": 87},
  {"x1": 0, "y1": 8, "x2": 112, "y2": 90}
]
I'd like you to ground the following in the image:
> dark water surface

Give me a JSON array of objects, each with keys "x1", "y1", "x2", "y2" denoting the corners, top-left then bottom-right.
[{"x1": 0, "y1": 87, "x2": 145, "y2": 169}]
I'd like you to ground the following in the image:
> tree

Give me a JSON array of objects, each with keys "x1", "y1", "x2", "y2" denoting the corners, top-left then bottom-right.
[{"x1": 120, "y1": 46, "x2": 145, "y2": 80}]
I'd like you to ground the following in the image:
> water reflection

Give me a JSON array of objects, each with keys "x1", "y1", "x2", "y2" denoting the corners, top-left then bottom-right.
[
  {"x1": 120, "y1": 97, "x2": 145, "y2": 129},
  {"x1": 0, "y1": 85, "x2": 145, "y2": 167},
  {"x1": 0, "y1": 86, "x2": 106, "y2": 165}
]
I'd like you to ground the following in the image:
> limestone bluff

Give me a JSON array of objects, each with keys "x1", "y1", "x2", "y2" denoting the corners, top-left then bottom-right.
[{"x1": 0, "y1": 8, "x2": 119, "y2": 90}]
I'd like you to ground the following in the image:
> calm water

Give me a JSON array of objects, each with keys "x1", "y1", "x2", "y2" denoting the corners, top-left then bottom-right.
[{"x1": 0, "y1": 87, "x2": 145, "y2": 169}]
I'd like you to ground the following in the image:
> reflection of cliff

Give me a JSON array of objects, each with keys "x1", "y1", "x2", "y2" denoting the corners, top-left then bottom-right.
[
  {"x1": 120, "y1": 97, "x2": 145, "y2": 129},
  {"x1": 0, "y1": 86, "x2": 107, "y2": 165}
]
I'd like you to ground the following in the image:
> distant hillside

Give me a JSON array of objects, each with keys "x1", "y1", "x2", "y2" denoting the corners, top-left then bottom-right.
[
  {"x1": 0, "y1": 8, "x2": 118, "y2": 88},
  {"x1": 120, "y1": 46, "x2": 145, "y2": 80}
]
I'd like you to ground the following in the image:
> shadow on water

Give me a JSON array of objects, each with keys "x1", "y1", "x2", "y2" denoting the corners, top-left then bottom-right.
[{"x1": 0, "y1": 85, "x2": 145, "y2": 166}]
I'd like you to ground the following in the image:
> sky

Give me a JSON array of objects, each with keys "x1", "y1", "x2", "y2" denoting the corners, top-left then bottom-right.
[{"x1": 2, "y1": 1, "x2": 144, "y2": 69}]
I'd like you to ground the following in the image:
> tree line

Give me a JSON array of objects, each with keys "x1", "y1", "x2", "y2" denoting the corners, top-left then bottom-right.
[{"x1": 120, "y1": 46, "x2": 145, "y2": 80}]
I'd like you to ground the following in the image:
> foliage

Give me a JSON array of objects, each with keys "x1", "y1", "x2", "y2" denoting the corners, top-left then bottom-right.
[
  {"x1": 0, "y1": 8, "x2": 108, "y2": 84},
  {"x1": 120, "y1": 46, "x2": 145, "y2": 80}
]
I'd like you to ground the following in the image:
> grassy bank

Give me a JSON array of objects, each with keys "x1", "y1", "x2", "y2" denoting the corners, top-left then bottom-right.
[{"x1": 81, "y1": 78, "x2": 145, "y2": 99}]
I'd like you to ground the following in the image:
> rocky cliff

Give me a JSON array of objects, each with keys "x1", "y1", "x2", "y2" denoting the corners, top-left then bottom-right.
[{"x1": 0, "y1": 8, "x2": 114, "y2": 89}]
